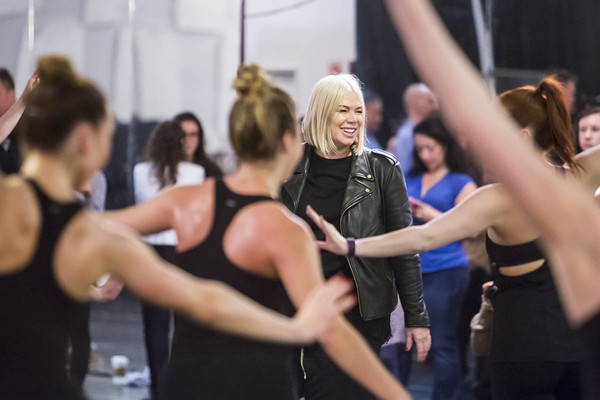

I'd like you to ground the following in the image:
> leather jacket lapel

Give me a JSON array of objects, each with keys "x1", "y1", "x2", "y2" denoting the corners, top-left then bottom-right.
[{"x1": 341, "y1": 151, "x2": 375, "y2": 218}]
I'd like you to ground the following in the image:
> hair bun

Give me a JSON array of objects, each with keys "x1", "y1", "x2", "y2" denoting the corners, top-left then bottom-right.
[
  {"x1": 234, "y1": 64, "x2": 268, "y2": 99},
  {"x1": 36, "y1": 55, "x2": 77, "y2": 87}
]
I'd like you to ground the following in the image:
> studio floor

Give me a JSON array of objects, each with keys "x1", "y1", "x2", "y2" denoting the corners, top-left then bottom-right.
[{"x1": 84, "y1": 290, "x2": 477, "y2": 400}]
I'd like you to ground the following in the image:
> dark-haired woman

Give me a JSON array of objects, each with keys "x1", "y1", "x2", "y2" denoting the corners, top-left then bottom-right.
[
  {"x1": 0, "y1": 55, "x2": 356, "y2": 400},
  {"x1": 133, "y1": 120, "x2": 205, "y2": 399},
  {"x1": 173, "y1": 111, "x2": 223, "y2": 179},
  {"x1": 109, "y1": 65, "x2": 411, "y2": 400},
  {"x1": 309, "y1": 76, "x2": 587, "y2": 399},
  {"x1": 405, "y1": 115, "x2": 476, "y2": 400}
]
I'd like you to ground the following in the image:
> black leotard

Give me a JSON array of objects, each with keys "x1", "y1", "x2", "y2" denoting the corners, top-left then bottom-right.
[
  {"x1": 0, "y1": 179, "x2": 85, "y2": 400},
  {"x1": 160, "y1": 180, "x2": 297, "y2": 400}
]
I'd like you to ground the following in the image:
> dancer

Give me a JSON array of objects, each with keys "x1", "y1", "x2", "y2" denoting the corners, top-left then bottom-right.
[
  {"x1": 0, "y1": 55, "x2": 355, "y2": 400},
  {"x1": 381, "y1": 0, "x2": 600, "y2": 395},
  {"x1": 109, "y1": 65, "x2": 412, "y2": 400},
  {"x1": 381, "y1": 0, "x2": 600, "y2": 330}
]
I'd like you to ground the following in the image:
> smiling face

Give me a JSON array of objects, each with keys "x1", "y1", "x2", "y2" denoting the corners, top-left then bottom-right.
[
  {"x1": 414, "y1": 133, "x2": 446, "y2": 172},
  {"x1": 327, "y1": 91, "x2": 364, "y2": 158},
  {"x1": 578, "y1": 112, "x2": 600, "y2": 152}
]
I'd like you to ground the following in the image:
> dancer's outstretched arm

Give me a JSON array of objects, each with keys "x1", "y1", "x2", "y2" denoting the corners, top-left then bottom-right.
[
  {"x1": 53, "y1": 212, "x2": 356, "y2": 345},
  {"x1": 308, "y1": 184, "x2": 505, "y2": 258},
  {"x1": 382, "y1": 0, "x2": 600, "y2": 326}
]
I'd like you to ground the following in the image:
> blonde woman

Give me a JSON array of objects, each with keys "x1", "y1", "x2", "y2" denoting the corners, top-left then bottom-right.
[{"x1": 281, "y1": 74, "x2": 430, "y2": 399}]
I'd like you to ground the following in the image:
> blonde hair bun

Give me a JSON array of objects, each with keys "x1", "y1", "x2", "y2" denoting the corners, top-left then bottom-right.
[{"x1": 234, "y1": 64, "x2": 268, "y2": 99}]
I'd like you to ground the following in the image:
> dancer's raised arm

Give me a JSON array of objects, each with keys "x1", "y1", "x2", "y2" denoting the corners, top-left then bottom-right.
[{"x1": 0, "y1": 72, "x2": 38, "y2": 143}]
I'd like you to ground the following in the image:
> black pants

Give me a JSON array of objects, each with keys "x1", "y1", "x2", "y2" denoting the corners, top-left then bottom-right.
[
  {"x1": 301, "y1": 310, "x2": 389, "y2": 400},
  {"x1": 69, "y1": 302, "x2": 91, "y2": 390},
  {"x1": 142, "y1": 245, "x2": 176, "y2": 399},
  {"x1": 490, "y1": 361, "x2": 582, "y2": 400}
]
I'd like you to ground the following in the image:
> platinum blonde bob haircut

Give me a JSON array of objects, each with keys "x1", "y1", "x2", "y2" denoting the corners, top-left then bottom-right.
[{"x1": 303, "y1": 74, "x2": 366, "y2": 156}]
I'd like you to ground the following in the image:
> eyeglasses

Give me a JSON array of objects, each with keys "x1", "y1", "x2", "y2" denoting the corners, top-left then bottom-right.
[{"x1": 183, "y1": 131, "x2": 199, "y2": 138}]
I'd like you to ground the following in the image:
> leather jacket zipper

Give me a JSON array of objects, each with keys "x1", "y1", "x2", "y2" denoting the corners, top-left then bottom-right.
[{"x1": 340, "y1": 191, "x2": 372, "y2": 316}]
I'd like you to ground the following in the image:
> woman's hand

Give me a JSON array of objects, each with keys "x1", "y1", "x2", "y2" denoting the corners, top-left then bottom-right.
[
  {"x1": 306, "y1": 205, "x2": 348, "y2": 255},
  {"x1": 409, "y1": 196, "x2": 442, "y2": 222},
  {"x1": 405, "y1": 327, "x2": 431, "y2": 362}
]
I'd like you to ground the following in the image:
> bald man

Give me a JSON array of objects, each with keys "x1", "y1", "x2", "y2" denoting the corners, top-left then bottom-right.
[{"x1": 388, "y1": 83, "x2": 438, "y2": 174}]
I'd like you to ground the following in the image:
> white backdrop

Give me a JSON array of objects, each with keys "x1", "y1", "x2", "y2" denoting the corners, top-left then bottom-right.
[{"x1": 0, "y1": 0, "x2": 355, "y2": 153}]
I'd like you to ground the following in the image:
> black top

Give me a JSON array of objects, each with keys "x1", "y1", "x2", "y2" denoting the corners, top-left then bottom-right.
[
  {"x1": 579, "y1": 312, "x2": 600, "y2": 397},
  {"x1": 0, "y1": 179, "x2": 85, "y2": 400},
  {"x1": 487, "y1": 234, "x2": 582, "y2": 364},
  {"x1": 297, "y1": 152, "x2": 353, "y2": 278},
  {"x1": 485, "y1": 233, "x2": 545, "y2": 267},
  {"x1": 170, "y1": 179, "x2": 294, "y2": 358}
]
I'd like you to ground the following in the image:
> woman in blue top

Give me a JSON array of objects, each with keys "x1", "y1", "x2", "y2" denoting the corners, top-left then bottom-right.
[{"x1": 404, "y1": 114, "x2": 476, "y2": 400}]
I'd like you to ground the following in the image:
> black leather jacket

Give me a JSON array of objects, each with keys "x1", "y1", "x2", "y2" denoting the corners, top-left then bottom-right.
[{"x1": 282, "y1": 145, "x2": 429, "y2": 327}]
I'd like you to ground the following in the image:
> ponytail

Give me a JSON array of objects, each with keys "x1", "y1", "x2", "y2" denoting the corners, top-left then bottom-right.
[
  {"x1": 499, "y1": 77, "x2": 580, "y2": 172},
  {"x1": 535, "y1": 78, "x2": 579, "y2": 171}
]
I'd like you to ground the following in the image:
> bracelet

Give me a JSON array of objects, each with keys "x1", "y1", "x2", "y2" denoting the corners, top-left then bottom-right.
[{"x1": 347, "y1": 237, "x2": 356, "y2": 258}]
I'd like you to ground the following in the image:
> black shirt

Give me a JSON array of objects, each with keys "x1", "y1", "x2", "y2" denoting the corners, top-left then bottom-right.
[{"x1": 297, "y1": 152, "x2": 353, "y2": 278}]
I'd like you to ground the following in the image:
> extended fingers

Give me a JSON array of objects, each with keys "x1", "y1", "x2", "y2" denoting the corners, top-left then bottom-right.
[{"x1": 306, "y1": 205, "x2": 321, "y2": 226}]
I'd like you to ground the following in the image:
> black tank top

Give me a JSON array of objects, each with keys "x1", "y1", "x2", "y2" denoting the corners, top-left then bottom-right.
[
  {"x1": 486, "y1": 234, "x2": 582, "y2": 363},
  {"x1": 0, "y1": 179, "x2": 85, "y2": 399},
  {"x1": 170, "y1": 180, "x2": 295, "y2": 359},
  {"x1": 485, "y1": 233, "x2": 544, "y2": 267}
]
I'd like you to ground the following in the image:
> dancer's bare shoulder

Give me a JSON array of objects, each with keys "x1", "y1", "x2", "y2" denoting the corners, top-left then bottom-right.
[
  {"x1": 224, "y1": 201, "x2": 318, "y2": 277},
  {"x1": 0, "y1": 176, "x2": 40, "y2": 273}
]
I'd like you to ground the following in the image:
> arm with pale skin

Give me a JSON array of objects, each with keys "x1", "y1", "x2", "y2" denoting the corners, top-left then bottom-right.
[
  {"x1": 55, "y1": 213, "x2": 356, "y2": 345},
  {"x1": 308, "y1": 184, "x2": 503, "y2": 258},
  {"x1": 0, "y1": 72, "x2": 38, "y2": 143},
  {"x1": 269, "y1": 213, "x2": 412, "y2": 400},
  {"x1": 382, "y1": 0, "x2": 600, "y2": 326}
]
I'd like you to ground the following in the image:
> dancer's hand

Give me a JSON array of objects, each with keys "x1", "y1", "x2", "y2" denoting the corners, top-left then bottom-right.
[
  {"x1": 306, "y1": 205, "x2": 348, "y2": 255},
  {"x1": 409, "y1": 197, "x2": 441, "y2": 222},
  {"x1": 406, "y1": 327, "x2": 431, "y2": 362},
  {"x1": 294, "y1": 274, "x2": 356, "y2": 342},
  {"x1": 90, "y1": 275, "x2": 124, "y2": 301},
  {"x1": 22, "y1": 71, "x2": 39, "y2": 98}
]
